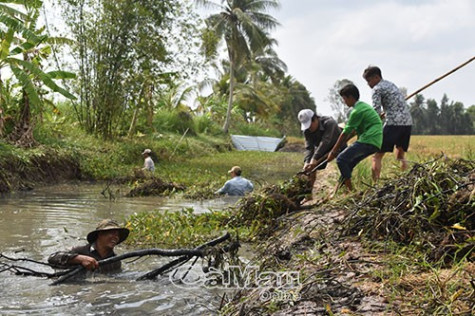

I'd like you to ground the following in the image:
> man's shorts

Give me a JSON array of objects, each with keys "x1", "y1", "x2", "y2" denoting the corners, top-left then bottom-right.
[{"x1": 379, "y1": 125, "x2": 412, "y2": 153}]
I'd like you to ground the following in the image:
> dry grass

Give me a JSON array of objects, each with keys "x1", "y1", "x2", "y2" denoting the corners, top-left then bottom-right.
[{"x1": 408, "y1": 135, "x2": 474, "y2": 160}]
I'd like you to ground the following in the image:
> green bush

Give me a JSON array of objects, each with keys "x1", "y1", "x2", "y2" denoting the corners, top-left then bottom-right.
[
  {"x1": 153, "y1": 109, "x2": 196, "y2": 135},
  {"x1": 193, "y1": 113, "x2": 223, "y2": 135},
  {"x1": 231, "y1": 121, "x2": 282, "y2": 137}
]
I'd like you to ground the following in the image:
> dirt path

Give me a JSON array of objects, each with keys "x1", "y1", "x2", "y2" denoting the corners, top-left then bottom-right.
[
  {"x1": 225, "y1": 206, "x2": 392, "y2": 314},
  {"x1": 222, "y1": 166, "x2": 392, "y2": 314}
]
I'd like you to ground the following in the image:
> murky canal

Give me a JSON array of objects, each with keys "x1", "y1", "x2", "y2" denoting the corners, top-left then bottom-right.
[{"x1": 0, "y1": 183, "x2": 238, "y2": 315}]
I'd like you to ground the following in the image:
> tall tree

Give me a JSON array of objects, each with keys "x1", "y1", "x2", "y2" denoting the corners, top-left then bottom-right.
[
  {"x1": 438, "y1": 94, "x2": 452, "y2": 134},
  {"x1": 197, "y1": 0, "x2": 280, "y2": 133},
  {"x1": 426, "y1": 98, "x2": 440, "y2": 135},
  {"x1": 451, "y1": 101, "x2": 473, "y2": 134},
  {"x1": 409, "y1": 94, "x2": 425, "y2": 134},
  {"x1": 60, "y1": 0, "x2": 203, "y2": 138},
  {"x1": 467, "y1": 105, "x2": 475, "y2": 129},
  {"x1": 326, "y1": 79, "x2": 353, "y2": 123},
  {"x1": 273, "y1": 75, "x2": 316, "y2": 136}
]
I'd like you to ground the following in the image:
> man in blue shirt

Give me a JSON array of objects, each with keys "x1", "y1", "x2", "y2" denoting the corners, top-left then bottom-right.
[{"x1": 216, "y1": 166, "x2": 254, "y2": 196}]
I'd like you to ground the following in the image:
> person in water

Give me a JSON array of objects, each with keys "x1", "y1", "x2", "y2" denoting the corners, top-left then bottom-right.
[
  {"x1": 48, "y1": 219, "x2": 129, "y2": 273},
  {"x1": 215, "y1": 166, "x2": 254, "y2": 196}
]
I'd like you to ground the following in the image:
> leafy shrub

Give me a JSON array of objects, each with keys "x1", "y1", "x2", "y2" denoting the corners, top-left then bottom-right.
[
  {"x1": 153, "y1": 109, "x2": 196, "y2": 135},
  {"x1": 193, "y1": 113, "x2": 223, "y2": 135}
]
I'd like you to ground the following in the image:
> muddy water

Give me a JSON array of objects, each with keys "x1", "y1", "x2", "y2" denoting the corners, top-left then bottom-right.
[{"x1": 0, "y1": 183, "x2": 238, "y2": 315}]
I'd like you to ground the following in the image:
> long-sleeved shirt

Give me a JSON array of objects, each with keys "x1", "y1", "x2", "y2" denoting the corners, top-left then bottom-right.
[
  {"x1": 303, "y1": 116, "x2": 342, "y2": 163},
  {"x1": 144, "y1": 157, "x2": 155, "y2": 172},
  {"x1": 343, "y1": 101, "x2": 383, "y2": 150},
  {"x1": 216, "y1": 176, "x2": 254, "y2": 196},
  {"x1": 48, "y1": 243, "x2": 121, "y2": 273},
  {"x1": 372, "y1": 79, "x2": 412, "y2": 126}
]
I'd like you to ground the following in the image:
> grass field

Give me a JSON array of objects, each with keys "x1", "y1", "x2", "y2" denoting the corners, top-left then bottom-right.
[
  {"x1": 282, "y1": 135, "x2": 474, "y2": 190},
  {"x1": 408, "y1": 135, "x2": 474, "y2": 160}
]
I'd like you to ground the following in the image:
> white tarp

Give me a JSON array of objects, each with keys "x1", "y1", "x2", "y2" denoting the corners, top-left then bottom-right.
[{"x1": 231, "y1": 135, "x2": 285, "y2": 152}]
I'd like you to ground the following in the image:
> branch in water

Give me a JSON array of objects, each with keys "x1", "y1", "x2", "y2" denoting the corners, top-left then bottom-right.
[
  {"x1": 137, "y1": 231, "x2": 231, "y2": 280},
  {"x1": 51, "y1": 241, "x2": 226, "y2": 285}
]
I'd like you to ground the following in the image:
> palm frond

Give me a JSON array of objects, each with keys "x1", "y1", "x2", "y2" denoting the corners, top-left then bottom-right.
[
  {"x1": 0, "y1": 3, "x2": 28, "y2": 19},
  {"x1": 10, "y1": 64, "x2": 42, "y2": 106},
  {"x1": 8, "y1": 57, "x2": 76, "y2": 100},
  {"x1": 46, "y1": 70, "x2": 76, "y2": 80},
  {"x1": 9, "y1": 41, "x2": 35, "y2": 56},
  {"x1": 0, "y1": 14, "x2": 45, "y2": 44},
  {"x1": 0, "y1": 27, "x2": 14, "y2": 60},
  {"x1": 45, "y1": 36, "x2": 75, "y2": 46}
]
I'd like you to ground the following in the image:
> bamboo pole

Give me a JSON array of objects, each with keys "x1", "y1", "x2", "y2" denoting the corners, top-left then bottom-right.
[{"x1": 405, "y1": 56, "x2": 475, "y2": 100}]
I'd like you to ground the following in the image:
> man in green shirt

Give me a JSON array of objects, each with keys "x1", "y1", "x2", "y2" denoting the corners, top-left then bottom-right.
[{"x1": 327, "y1": 84, "x2": 382, "y2": 191}]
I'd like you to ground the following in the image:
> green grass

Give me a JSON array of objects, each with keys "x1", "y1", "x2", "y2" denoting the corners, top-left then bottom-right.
[
  {"x1": 162, "y1": 151, "x2": 302, "y2": 187},
  {"x1": 125, "y1": 208, "x2": 248, "y2": 247}
]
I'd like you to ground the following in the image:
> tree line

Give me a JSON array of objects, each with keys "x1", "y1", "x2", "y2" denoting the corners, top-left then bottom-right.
[
  {"x1": 0, "y1": 0, "x2": 472, "y2": 148},
  {"x1": 409, "y1": 94, "x2": 474, "y2": 135}
]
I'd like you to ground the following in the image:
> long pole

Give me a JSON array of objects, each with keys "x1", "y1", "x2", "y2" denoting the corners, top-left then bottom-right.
[{"x1": 405, "y1": 56, "x2": 475, "y2": 100}]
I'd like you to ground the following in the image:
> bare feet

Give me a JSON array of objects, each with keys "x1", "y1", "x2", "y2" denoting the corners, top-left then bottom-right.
[{"x1": 401, "y1": 159, "x2": 409, "y2": 171}]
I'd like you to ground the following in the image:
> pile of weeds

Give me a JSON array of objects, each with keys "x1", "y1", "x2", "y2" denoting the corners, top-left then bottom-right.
[
  {"x1": 227, "y1": 175, "x2": 309, "y2": 237},
  {"x1": 126, "y1": 176, "x2": 186, "y2": 197},
  {"x1": 182, "y1": 181, "x2": 219, "y2": 200},
  {"x1": 343, "y1": 157, "x2": 474, "y2": 263},
  {"x1": 125, "y1": 208, "x2": 242, "y2": 247}
]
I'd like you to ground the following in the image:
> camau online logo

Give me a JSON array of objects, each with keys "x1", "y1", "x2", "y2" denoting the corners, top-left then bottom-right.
[{"x1": 170, "y1": 265, "x2": 300, "y2": 290}]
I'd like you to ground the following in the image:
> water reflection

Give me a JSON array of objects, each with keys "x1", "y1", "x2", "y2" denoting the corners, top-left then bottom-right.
[{"x1": 0, "y1": 183, "x2": 238, "y2": 315}]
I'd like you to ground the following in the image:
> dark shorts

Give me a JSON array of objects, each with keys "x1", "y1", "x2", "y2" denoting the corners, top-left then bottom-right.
[
  {"x1": 379, "y1": 125, "x2": 412, "y2": 153},
  {"x1": 337, "y1": 142, "x2": 379, "y2": 180}
]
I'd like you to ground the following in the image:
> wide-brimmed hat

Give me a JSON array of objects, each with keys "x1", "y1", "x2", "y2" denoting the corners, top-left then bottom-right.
[
  {"x1": 228, "y1": 166, "x2": 241, "y2": 174},
  {"x1": 142, "y1": 148, "x2": 152, "y2": 155},
  {"x1": 87, "y1": 219, "x2": 130, "y2": 244},
  {"x1": 297, "y1": 109, "x2": 315, "y2": 131}
]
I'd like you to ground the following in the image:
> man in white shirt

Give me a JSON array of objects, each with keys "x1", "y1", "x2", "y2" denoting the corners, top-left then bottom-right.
[{"x1": 142, "y1": 148, "x2": 155, "y2": 172}]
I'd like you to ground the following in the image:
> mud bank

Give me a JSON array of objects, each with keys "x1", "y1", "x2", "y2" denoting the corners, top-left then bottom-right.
[
  {"x1": 220, "y1": 159, "x2": 474, "y2": 315},
  {"x1": 0, "y1": 149, "x2": 82, "y2": 193}
]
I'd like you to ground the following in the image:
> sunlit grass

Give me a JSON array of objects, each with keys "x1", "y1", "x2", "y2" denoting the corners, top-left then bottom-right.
[
  {"x1": 162, "y1": 151, "x2": 302, "y2": 188},
  {"x1": 408, "y1": 135, "x2": 474, "y2": 160}
]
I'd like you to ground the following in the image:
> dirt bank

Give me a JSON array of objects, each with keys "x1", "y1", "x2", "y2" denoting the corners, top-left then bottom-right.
[
  {"x1": 221, "y1": 160, "x2": 474, "y2": 315},
  {"x1": 0, "y1": 149, "x2": 82, "y2": 193}
]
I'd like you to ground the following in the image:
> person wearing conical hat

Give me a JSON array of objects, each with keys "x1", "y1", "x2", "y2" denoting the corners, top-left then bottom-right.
[{"x1": 48, "y1": 219, "x2": 129, "y2": 273}]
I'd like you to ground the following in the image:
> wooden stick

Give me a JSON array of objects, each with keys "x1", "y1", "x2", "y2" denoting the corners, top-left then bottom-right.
[
  {"x1": 51, "y1": 247, "x2": 206, "y2": 285},
  {"x1": 405, "y1": 56, "x2": 475, "y2": 100}
]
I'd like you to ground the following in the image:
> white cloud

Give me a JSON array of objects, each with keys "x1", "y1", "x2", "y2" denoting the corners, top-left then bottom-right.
[{"x1": 272, "y1": 0, "x2": 475, "y2": 117}]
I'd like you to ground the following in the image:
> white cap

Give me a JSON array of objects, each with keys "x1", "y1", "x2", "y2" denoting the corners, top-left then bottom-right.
[
  {"x1": 297, "y1": 109, "x2": 315, "y2": 131},
  {"x1": 142, "y1": 148, "x2": 152, "y2": 155}
]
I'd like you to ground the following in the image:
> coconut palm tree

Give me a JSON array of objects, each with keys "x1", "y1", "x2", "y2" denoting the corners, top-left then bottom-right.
[{"x1": 197, "y1": 0, "x2": 280, "y2": 133}]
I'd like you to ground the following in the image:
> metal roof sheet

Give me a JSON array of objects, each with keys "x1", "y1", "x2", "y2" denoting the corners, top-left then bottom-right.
[{"x1": 230, "y1": 135, "x2": 285, "y2": 152}]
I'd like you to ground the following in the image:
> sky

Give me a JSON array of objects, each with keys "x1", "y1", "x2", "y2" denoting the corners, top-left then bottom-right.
[
  {"x1": 270, "y1": 0, "x2": 475, "y2": 117},
  {"x1": 39, "y1": 0, "x2": 474, "y2": 118}
]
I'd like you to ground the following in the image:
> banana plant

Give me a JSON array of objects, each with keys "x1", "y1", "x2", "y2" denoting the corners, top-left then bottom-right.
[{"x1": 0, "y1": 0, "x2": 76, "y2": 146}]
